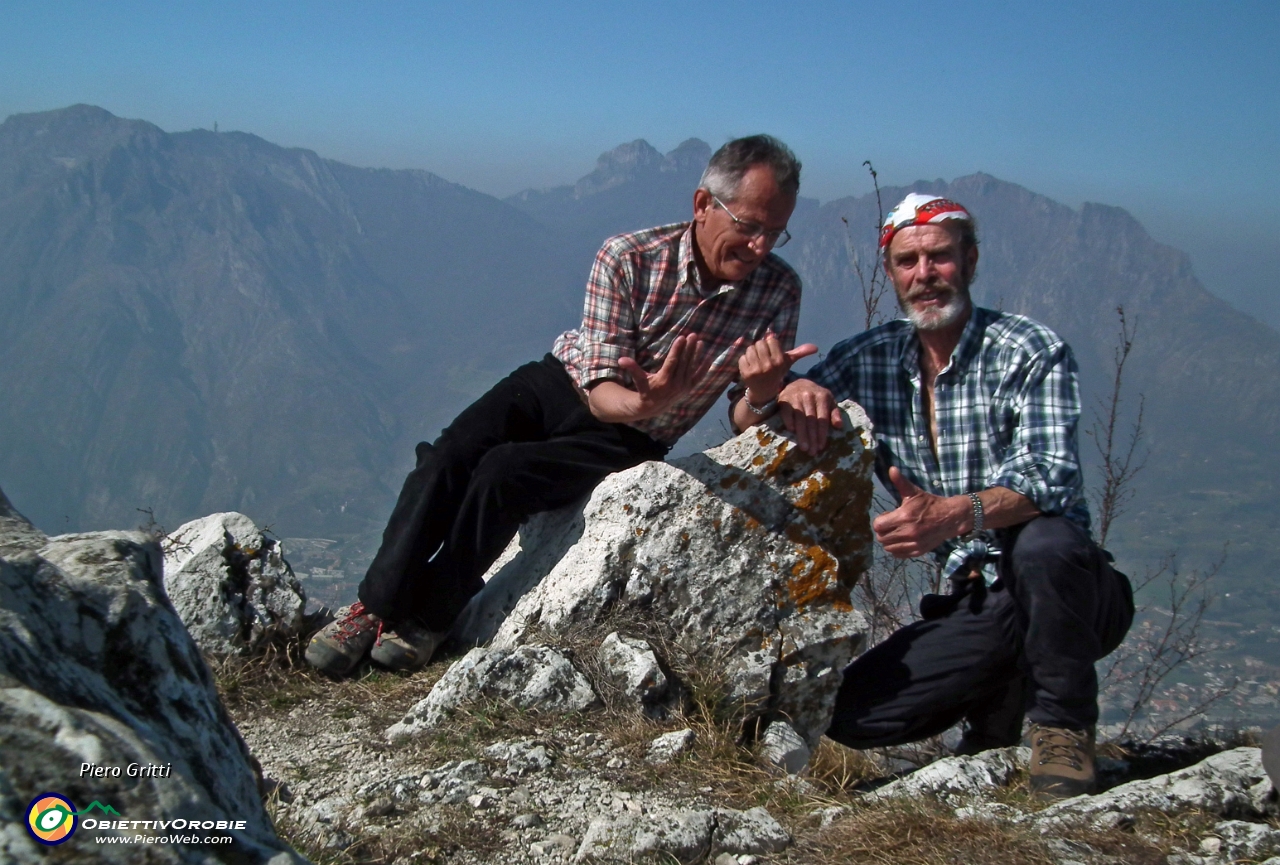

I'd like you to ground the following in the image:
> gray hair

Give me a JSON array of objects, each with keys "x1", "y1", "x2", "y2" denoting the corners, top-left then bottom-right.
[{"x1": 698, "y1": 135, "x2": 801, "y2": 201}]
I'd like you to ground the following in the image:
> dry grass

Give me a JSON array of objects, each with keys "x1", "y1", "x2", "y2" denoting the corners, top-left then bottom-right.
[
  {"x1": 210, "y1": 628, "x2": 450, "y2": 730},
  {"x1": 268, "y1": 794, "x2": 508, "y2": 865},
  {"x1": 786, "y1": 797, "x2": 1057, "y2": 865}
]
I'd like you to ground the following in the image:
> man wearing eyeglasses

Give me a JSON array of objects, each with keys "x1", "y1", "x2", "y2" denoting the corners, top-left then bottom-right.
[{"x1": 307, "y1": 135, "x2": 819, "y2": 678}]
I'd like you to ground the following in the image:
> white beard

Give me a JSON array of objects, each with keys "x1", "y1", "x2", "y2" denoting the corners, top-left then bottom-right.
[{"x1": 900, "y1": 285, "x2": 971, "y2": 331}]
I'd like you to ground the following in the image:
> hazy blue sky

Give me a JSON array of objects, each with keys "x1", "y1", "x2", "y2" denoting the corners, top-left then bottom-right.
[{"x1": 2, "y1": 1, "x2": 1277, "y2": 327}]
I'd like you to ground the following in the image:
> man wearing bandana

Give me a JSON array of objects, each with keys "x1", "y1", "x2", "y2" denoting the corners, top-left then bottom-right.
[{"x1": 756, "y1": 193, "x2": 1134, "y2": 799}]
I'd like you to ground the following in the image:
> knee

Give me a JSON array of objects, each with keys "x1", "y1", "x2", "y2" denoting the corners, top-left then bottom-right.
[
  {"x1": 421, "y1": 428, "x2": 494, "y2": 475},
  {"x1": 1009, "y1": 516, "x2": 1090, "y2": 571},
  {"x1": 468, "y1": 444, "x2": 531, "y2": 501}
]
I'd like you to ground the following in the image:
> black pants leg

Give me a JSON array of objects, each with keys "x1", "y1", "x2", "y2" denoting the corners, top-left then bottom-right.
[
  {"x1": 358, "y1": 355, "x2": 666, "y2": 631},
  {"x1": 825, "y1": 515, "x2": 1133, "y2": 749},
  {"x1": 1002, "y1": 517, "x2": 1134, "y2": 728}
]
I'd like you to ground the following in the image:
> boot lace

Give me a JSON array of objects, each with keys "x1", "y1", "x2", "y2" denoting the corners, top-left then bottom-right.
[
  {"x1": 335, "y1": 602, "x2": 382, "y2": 644},
  {"x1": 1032, "y1": 727, "x2": 1088, "y2": 771}
]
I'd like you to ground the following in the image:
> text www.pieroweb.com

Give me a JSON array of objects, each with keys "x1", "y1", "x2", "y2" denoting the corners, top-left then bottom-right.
[{"x1": 82, "y1": 818, "x2": 243, "y2": 845}]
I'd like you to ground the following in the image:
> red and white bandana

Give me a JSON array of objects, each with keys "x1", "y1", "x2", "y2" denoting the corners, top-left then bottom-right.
[{"x1": 879, "y1": 193, "x2": 973, "y2": 249}]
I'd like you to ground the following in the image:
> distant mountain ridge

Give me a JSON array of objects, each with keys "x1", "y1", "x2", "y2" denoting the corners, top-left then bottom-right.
[
  {"x1": 0, "y1": 104, "x2": 581, "y2": 550},
  {"x1": 1, "y1": 105, "x2": 1276, "y2": 649}
]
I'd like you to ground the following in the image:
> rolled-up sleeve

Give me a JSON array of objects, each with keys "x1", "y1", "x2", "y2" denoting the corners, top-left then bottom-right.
[
  {"x1": 577, "y1": 244, "x2": 639, "y2": 389},
  {"x1": 988, "y1": 341, "x2": 1084, "y2": 516}
]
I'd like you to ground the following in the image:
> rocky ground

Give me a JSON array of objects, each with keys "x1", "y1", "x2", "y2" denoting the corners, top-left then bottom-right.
[{"x1": 222, "y1": 644, "x2": 1280, "y2": 865}]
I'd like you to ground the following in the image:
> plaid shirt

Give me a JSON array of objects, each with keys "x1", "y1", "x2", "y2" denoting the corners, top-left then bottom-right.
[
  {"x1": 553, "y1": 222, "x2": 801, "y2": 445},
  {"x1": 806, "y1": 307, "x2": 1091, "y2": 582}
]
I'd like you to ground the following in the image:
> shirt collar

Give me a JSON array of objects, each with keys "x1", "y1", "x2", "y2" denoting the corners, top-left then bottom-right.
[
  {"x1": 949, "y1": 305, "x2": 989, "y2": 375},
  {"x1": 678, "y1": 223, "x2": 702, "y2": 293},
  {"x1": 899, "y1": 304, "x2": 988, "y2": 379},
  {"x1": 680, "y1": 222, "x2": 746, "y2": 298}
]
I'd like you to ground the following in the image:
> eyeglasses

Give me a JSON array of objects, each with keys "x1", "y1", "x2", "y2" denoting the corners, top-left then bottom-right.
[{"x1": 712, "y1": 195, "x2": 791, "y2": 248}]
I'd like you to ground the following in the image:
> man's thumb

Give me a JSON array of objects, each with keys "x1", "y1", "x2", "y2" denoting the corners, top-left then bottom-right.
[
  {"x1": 784, "y1": 343, "x2": 819, "y2": 364},
  {"x1": 889, "y1": 466, "x2": 923, "y2": 498},
  {"x1": 619, "y1": 356, "x2": 650, "y2": 394}
]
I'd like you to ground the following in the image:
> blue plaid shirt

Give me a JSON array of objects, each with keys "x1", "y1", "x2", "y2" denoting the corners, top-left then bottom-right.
[{"x1": 806, "y1": 307, "x2": 1091, "y2": 583}]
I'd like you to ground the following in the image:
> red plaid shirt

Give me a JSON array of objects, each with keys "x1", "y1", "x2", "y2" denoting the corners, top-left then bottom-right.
[{"x1": 552, "y1": 222, "x2": 802, "y2": 445}]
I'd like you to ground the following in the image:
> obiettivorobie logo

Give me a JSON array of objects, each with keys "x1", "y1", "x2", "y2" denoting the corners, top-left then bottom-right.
[{"x1": 25, "y1": 793, "x2": 120, "y2": 845}]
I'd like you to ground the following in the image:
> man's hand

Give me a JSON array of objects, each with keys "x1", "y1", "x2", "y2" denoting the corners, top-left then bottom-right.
[
  {"x1": 775, "y1": 378, "x2": 843, "y2": 455},
  {"x1": 737, "y1": 331, "x2": 818, "y2": 407},
  {"x1": 872, "y1": 467, "x2": 970, "y2": 559},
  {"x1": 589, "y1": 333, "x2": 725, "y2": 424}
]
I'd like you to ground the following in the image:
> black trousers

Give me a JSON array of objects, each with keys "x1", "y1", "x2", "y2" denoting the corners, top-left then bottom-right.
[
  {"x1": 358, "y1": 355, "x2": 668, "y2": 631},
  {"x1": 826, "y1": 516, "x2": 1134, "y2": 749}
]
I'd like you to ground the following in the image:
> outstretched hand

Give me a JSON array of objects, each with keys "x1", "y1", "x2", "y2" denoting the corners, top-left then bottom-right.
[
  {"x1": 615, "y1": 333, "x2": 725, "y2": 420},
  {"x1": 872, "y1": 466, "x2": 967, "y2": 559}
]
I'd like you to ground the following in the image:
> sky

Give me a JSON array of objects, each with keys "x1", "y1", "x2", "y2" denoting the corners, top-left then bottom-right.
[{"x1": 2, "y1": 1, "x2": 1278, "y2": 327}]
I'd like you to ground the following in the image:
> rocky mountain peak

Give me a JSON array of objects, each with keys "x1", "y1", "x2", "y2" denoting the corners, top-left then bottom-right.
[
  {"x1": 569, "y1": 138, "x2": 711, "y2": 200},
  {"x1": 573, "y1": 139, "x2": 666, "y2": 198},
  {"x1": 664, "y1": 137, "x2": 712, "y2": 172}
]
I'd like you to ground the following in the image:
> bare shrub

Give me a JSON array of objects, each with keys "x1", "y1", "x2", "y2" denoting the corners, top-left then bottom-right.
[
  {"x1": 135, "y1": 505, "x2": 194, "y2": 557},
  {"x1": 1084, "y1": 307, "x2": 1232, "y2": 742},
  {"x1": 1086, "y1": 306, "x2": 1148, "y2": 547},
  {"x1": 842, "y1": 161, "x2": 894, "y2": 332},
  {"x1": 1098, "y1": 554, "x2": 1236, "y2": 742}
]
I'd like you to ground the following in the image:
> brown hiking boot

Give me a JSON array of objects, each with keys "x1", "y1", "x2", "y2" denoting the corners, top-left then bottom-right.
[
  {"x1": 369, "y1": 620, "x2": 446, "y2": 671},
  {"x1": 304, "y1": 602, "x2": 383, "y2": 676},
  {"x1": 1028, "y1": 724, "x2": 1096, "y2": 800}
]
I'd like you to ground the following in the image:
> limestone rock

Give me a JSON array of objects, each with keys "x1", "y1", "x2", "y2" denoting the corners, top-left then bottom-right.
[
  {"x1": 576, "y1": 808, "x2": 716, "y2": 863},
  {"x1": 163, "y1": 512, "x2": 306, "y2": 654},
  {"x1": 599, "y1": 631, "x2": 668, "y2": 712},
  {"x1": 1036, "y1": 747, "x2": 1273, "y2": 829},
  {"x1": 759, "y1": 720, "x2": 811, "y2": 775},
  {"x1": 0, "y1": 488, "x2": 44, "y2": 559},
  {"x1": 575, "y1": 806, "x2": 789, "y2": 863},
  {"x1": 456, "y1": 402, "x2": 875, "y2": 748},
  {"x1": 870, "y1": 747, "x2": 1029, "y2": 804},
  {"x1": 485, "y1": 738, "x2": 555, "y2": 776},
  {"x1": 0, "y1": 484, "x2": 306, "y2": 864},
  {"x1": 386, "y1": 646, "x2": 598, "y2": 741},
  {"x1": 712, "y1": 806, "x2": 791, "y2": 854},
  {"x1": 647, "y1": 729, "x2": 696, "y2": 764},
  {"x1": 416, "y1": 760, "x2": 491, "y2": 805},
  {"x1": 1167, "y1": 820, "x2": 1280, "y2": 865}
]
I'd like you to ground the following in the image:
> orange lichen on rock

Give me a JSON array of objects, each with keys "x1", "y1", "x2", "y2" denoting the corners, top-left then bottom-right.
[
  {"x1": 788, "y1": 473, "x2": 831, "y2": 511},
  {"x1": 753, "y1": 428, "x2": 792, "y2": 476},
  {"x1": 786, "y1": 545, "x2": 850, "y2": 610}
]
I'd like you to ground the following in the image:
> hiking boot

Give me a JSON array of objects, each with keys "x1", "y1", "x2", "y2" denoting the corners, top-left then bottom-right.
[
  {"x1": 369, "y1": 620, "x2": 446, "y2": 671},
  {"x1": 304, "y1": 602, "x2": 383, "y2": 676},
  {"x1": 1028, "y1": 724, "x2": 1096, "y2": 800}
]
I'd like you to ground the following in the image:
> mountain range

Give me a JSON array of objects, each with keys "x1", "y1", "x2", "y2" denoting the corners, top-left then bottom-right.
[{"x1": 1, "y1": 105, "x2": 1275, "y2": 655}]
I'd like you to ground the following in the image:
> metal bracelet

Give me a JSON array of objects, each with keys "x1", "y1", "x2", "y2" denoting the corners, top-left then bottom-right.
[
  {"x1": 745, "y1": 390, "x2": 778, "y2": 416},
  {"x1": 963, "y1": 492, "x2": 985, "y2": 540}
]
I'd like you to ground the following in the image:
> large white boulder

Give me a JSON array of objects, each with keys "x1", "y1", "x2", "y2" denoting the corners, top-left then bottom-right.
[
  {"x1": 452, "y1": 402, "x2": 874, "y2": 749},
  {"x1": 0, "y1": 487, "x2": 306, "y2": 864},
  {"x1": 163, "y1": 512, "x2": 306, "y2": 654}
]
